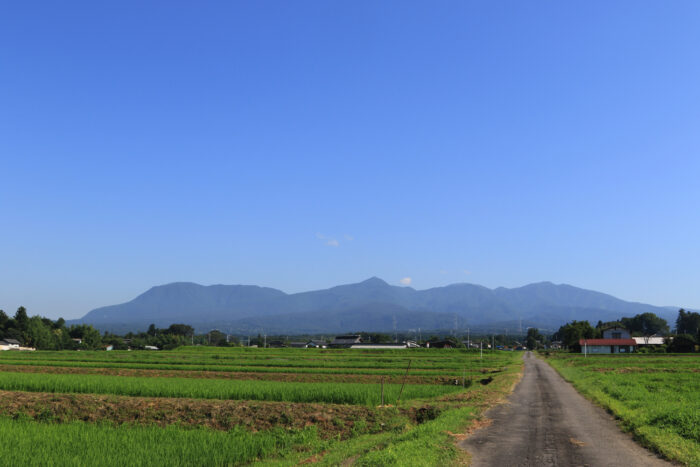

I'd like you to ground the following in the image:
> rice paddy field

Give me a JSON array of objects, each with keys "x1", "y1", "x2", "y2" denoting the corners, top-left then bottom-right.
[
  {"x1": 0, "y1": 347, "x2": 522, "y2": 466},
  {"x1": 543, "y1": 353, "x2": 700, "y2": 466}
]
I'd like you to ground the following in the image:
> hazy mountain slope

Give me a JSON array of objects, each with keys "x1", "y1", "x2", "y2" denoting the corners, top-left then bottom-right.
[
  {"x1": 78, "y1": 282, "x2": 288, "y2": 325},
  {"x1": 71, "y1": 278, "x2": 678, "y2": 334},
  {"x1": 281, "y1": 277, "x2": 417, "y2": 313}
]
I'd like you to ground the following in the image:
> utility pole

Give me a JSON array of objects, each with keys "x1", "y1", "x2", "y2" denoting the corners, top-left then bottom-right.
[
  {"x1": 467, "y1": 328, "x2": 470, "y2": 349},
  {"x1": 480, "y1": 341, "x2": 483, "y2": 359},
  {"x1": 264, "y1": 334, "x2": 266, "y2": 348}
]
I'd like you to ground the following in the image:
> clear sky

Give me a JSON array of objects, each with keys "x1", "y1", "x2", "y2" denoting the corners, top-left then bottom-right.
[{"x1": 2, "y1": 2, "x2": 699, "y2": 320}]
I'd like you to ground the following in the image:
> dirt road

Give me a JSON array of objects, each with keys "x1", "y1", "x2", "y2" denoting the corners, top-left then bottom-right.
[{"x1": 461, "y1": 352, "x2": 670, "y2": 467}]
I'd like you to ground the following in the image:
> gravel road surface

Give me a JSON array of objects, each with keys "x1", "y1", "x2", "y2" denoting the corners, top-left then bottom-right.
[{"x1": 461, "y1": 352, "x2": 671, "y2": 466}]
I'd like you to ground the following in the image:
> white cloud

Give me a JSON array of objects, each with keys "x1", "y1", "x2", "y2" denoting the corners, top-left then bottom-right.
[
  {"x1": 400, "y1": 277, "x2": 412, "y2": 286},
  {"x1": 316, "y1": 233, "x2": 340, "y2": 247}
]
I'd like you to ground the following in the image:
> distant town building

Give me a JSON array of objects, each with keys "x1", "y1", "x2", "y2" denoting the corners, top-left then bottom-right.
[
  {"x1": 306, "y1": 340, "x2": 327, "y2": 349},
  {"x1": 330, "y1": 335, "x2": 362, "y2": 348}
]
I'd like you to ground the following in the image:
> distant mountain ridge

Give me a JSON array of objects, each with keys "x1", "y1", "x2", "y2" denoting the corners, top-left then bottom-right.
[{"x1": 70, "y1": 278, "x2": 679, "y2": 334}]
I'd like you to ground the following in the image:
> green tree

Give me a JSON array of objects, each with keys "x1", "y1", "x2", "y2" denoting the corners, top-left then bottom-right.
[
  {"x1": 668, "y1": 333, "x2": 697, "y2": 353},
  {"x1": 166, "y1": 324, "x2": 194, "y2": 337},
  {"x1": 14, "y1": 306, "x2": 29, "y2": 332},
  {"x1": 68, "y1": 324, "x2": 103, "y2": 350},
  {"x1": 621, "y1": 313, "x2": 669, "y2": 336},
  {"x1": 0, "y1": 309, "x2": 8, "y2": 331},
  {"x1": 363, "y1": 333, "x2": 394, "y2": 343},
  {"x1": 526, "y1": 328, "x2": 542, "y2": 350},
  {"x1": 554, "y1": 321, "x2": 597, "y2": 351},
  {"x1": 207, "y1": 330, "x2": 229, "y2": 346},
  {"x1": 26, "y1": 316, "x2": 54, "y2": 350},
  {"x1": 676, "y1": 309, "x2": 700, "y2": 336}
]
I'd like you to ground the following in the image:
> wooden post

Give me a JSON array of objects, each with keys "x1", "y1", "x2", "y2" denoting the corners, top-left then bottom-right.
[
  {"x1": 381, "y1": 376, "x2": 385, "y2": 406},
  {"x1": 396, "y1": 360, "x2": 412, "y2": 405}
]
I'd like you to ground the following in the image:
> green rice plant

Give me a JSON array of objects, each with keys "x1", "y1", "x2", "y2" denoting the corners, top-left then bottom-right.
[
  {"x1": 0, "y1": 358, "x2": 502, "y2": 378},
  {"x1": 0, "y1": 348, "x2": 517, "y2": 378},
  {"x1": 0, "y1": 370, "x2": 465, "y2": 405},
  {"x1": 0, "y1": 417, "x2": 325, "y2": 466}
]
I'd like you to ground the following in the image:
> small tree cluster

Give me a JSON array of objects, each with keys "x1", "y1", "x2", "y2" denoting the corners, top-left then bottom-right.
[{"x1": 0, "y1": 307, "x2": 103, "y2": 350}]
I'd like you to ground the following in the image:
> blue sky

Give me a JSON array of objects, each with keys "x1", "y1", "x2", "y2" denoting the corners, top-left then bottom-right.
[{"x1": 2, "y1": 2, "x2": 699, "y2": 319}]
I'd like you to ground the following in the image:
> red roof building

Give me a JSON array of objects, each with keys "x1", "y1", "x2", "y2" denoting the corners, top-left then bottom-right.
[{"x1": 579, "y1": 338, "x2": 637, "y2": 354}]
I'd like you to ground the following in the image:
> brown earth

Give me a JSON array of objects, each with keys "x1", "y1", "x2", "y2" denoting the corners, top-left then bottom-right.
[
  {"x1": 0, "y1": 364, "x2": 461, "y2": 384},
  {"x1": 0, "y1": 390, "x2": 404, "y2": 439}
]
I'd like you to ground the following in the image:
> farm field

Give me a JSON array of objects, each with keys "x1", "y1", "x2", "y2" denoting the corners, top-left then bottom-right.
[
  {"x1": 543, "y1": 353, "x2": 700, "y2": 466},
  {"x1": 0, "y1": 347, "x2": 522, "y2": 466}
]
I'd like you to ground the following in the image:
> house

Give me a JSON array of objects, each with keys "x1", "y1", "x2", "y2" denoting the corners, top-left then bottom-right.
[
  {"x1": 288, "y1": 342, "x2": 308, "y2": 348},
  {"x1": 330, "y1": 335, "x2": 362, "y2": 348},
  {"x1": 549, "y1": 340, "x2": 563, "y2": 350},
  {"x1": 602, "y1": 326, "x2": 631, "y2": 340},
  {"x1": 144, "y1": 345, "x2": 159, "y2": 350},
  {"x1": 580, "y1": 326, "x2": 636, "y2": 354},
  {"x1": 306, "y1": 340, "x2": 327, "y2": 349},
  {"x1": 579, "y1": 338, "x2": 636, "y2": 354},
  {"x1": 267, "y1": 340, "x2": 286, "y2": 348},
  {"x1": 0, "y1": 338, "x2": 21, "y2": 350}
]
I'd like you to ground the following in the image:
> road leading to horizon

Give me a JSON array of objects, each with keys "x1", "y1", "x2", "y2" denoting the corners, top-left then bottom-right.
[{"x1": 461, "y1": 352, "x2": 670, "y2": 467}]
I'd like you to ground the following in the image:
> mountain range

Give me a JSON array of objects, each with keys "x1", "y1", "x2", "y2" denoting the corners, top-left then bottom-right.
[{"x1": 69, "y1": 278, "x2": 679, "y2": 335}]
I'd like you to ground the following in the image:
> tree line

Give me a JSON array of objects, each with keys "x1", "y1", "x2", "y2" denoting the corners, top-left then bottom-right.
[
  {"x1": 552, "y1": 309, "x2": 700, "y2": 352},
  {"x1": 0, "y1": 307, "x2": 102, "y2": 350},
  {"x1": 0, "y1": 307, "x2": 203, "y2": 350}
]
